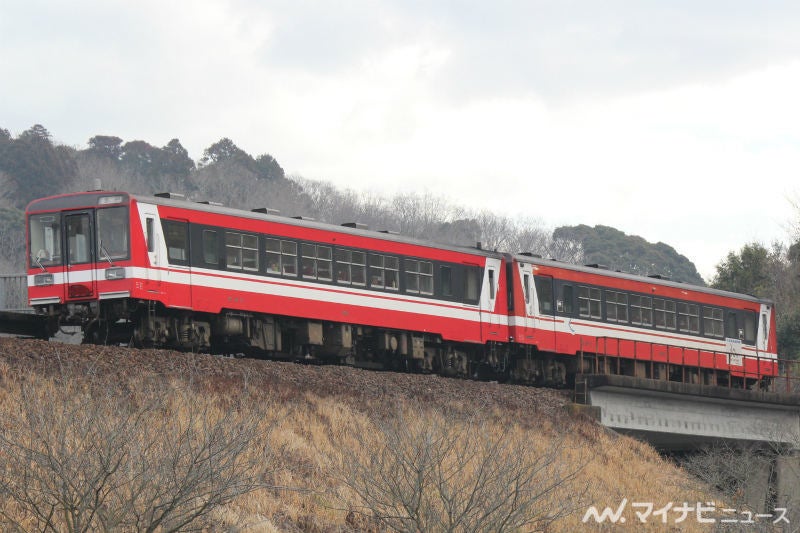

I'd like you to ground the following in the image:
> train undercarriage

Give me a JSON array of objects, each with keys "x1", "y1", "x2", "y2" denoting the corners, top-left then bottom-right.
[
  {"x1": 16, "y1": 298, "x2": 575, "y2": 387},
  {"x1": 6, "y1": 298, "x2": 771, "y2": 391}
]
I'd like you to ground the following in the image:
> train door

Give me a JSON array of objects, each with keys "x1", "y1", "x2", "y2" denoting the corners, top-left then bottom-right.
[
  {"x1": 518, "y1": 262, "x2": 536, "y2": 338},
  {"x1": 161, "y1": 219, "x2": 192, "y2": 308},
  {"x1": 137, "y1": 203, "x2": 162, "y2": 292},
  {"x1": 532, "y1": 274, "x2": 557, "y2": 352},
  {"x1": 480, "y1": 259, "x2": 503, "y2": 339},
  {"x1": 64, "y1": 211, "x2": 97, "y2": 301}
]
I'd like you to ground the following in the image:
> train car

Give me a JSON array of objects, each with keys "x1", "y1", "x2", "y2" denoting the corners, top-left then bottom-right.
[
  {"x1": 25, "y1": 190, "x2": 509, "y2": 374},
  {"x1": 505, "y1": 255, "x2": 779, "y2": 388},
  {"x1": 24, "y1": 188, "x2": 780, "y2": 389}
]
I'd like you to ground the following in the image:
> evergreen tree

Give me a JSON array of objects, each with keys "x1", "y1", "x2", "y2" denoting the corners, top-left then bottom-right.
[
  {"x1": 0, "y1": 125, "x2": 77, "y2": 207},
  {"x1": 161, "y1": 138, "x2": 195, "y2": 177},
  {"x1": 255, "y1": 153, "x2": 285, "y2": 180},
  {"x1": 87, "y1": 135, "x2": 124, "y2": 159}
]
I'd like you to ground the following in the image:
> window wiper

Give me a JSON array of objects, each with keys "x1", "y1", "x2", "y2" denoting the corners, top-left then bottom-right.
[
  {"x1": 34, "y1": 249, "x2": 47, "y2": 272},
  {"x1": 99, "y1": 240, "x2": 114, "y2": 266}
]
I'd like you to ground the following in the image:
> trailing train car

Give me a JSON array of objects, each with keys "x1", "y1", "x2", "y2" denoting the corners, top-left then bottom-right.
[
  {"x1": 24, "y1": 189, "x2": 779, "y2": 388},
  {"x1": 26, "y1": 190, "x2": 508, "y2": 374},
  {"x1": 506, "y1": 255, "x2": 778, "y2": 388}
]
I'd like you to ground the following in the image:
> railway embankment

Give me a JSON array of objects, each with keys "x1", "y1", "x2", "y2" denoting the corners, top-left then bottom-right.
[{"x1": 0, "y1": 337, "x2": 727, "y2": 531}]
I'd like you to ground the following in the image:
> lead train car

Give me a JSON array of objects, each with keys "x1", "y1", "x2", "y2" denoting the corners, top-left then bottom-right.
[
  {"x1": 26, "y1": 191, "x2": 508, "y2": 375},
  {"x1": 25, "y1": 190, "x2": 778, "y2": 387}
]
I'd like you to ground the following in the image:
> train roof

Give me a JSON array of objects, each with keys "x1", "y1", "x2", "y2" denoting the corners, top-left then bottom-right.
[
  {"x1": 131, "y1": 191, "x2": 506, "y2": 261},
  {"x1": 26, "y1": 190, "x2": 773, "y2": 306},
  {"x1": 513, "y1": 253, "x2": 773, "y2": 306}
]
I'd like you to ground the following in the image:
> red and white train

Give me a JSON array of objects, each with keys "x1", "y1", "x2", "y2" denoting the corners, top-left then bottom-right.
[{"x1": 25, "y1": 190, "x2": 779, "y2": 388}]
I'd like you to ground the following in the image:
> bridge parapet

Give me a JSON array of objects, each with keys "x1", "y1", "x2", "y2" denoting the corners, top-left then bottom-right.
[{"x1": 576, "y1": 373, "x2": 800, "y2": 450}]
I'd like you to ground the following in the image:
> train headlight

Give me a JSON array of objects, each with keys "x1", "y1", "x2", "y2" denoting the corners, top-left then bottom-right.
[
  {"x1": 34, "y1": 273, "x2": 54, "y2": 286},
  {"x1": 105, "y1": 267, "x2": 126, "y2": 280}
]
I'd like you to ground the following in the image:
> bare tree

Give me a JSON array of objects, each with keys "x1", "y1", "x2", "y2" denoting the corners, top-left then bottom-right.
[
  {"x1": 335, "y1": 408, "x2": 591, "y2": 532},
  {"x1": 0, "y1": 375, "x2": 275, "y2": 532}
]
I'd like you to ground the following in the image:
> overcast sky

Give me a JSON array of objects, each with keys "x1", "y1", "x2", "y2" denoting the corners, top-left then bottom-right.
[{"x1": 3, "y1": 1, "x2": 800, "y2": 280}]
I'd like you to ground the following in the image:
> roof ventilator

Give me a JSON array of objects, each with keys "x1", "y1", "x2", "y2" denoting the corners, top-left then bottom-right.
[{"x1": 154, "y1": 192, "x2": 186, "y2": 200}]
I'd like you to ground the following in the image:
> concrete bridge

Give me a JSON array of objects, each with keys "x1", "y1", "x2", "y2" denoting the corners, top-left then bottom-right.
[{"x1": 575, "y1": 373, "x2": 800, "y2": 525}]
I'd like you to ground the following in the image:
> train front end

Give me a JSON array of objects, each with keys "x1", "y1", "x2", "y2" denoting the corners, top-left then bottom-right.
[{"x1": 26, "y1": 191, "x2": 137, "y2": 341}]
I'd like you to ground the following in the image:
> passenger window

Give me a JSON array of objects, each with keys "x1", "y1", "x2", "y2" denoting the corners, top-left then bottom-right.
[
  {"x1": 301, "y1": 243, "x2": 332, "y2": 281},
  {"x1": 441, "y1": 266, "x2": 453, "y2": 296},
  {"x1": 369, "y1": 254, "x2": 399, "y2": 290},
  {"x1": 488, "y1": 269, "x2": 496, "y2": 299},
  {"x1": 605, "y1": 290, "x2": 628, "y2": 323},
  {"x1": 630, "y1": 294, "x2": 652, "y2": 326},
  {"x1": 465, "y1": 268, "x2": 480, "y2": 302},
  {"x1": 162, "y1": 220, "x2": 188, "y2": 264},
  {"x1": 265, "y1": 239, "x2": 298, "y2": 276},
  {"x1": 534, "y1": 276, "x2": 554, "y2": 315},
  {"x1": 744, "y1": 312, "x2": 757, "y2": 343},
  {"x1": 335, "y1": 248, "x2": 366, "y2": 286},
  {"x1": 560, "y1": 284, "x2": 574, "y2": 315},
  {"x1": 677, "y1": 302, "x2": 700, "y2": 334},
  {"x1": 725, "y1": 311, "x2": 738, "y2": 339},
  {"x1": 702, "y1": 307, "x2": 724, "y2": 338},
  {"x1": 202, "y1": 230, "x2": 218, "y2": 265},
  {"x1": 578, "y1": 286, "x2": 602, "y2": 319},
  {"x1": 226, "y1": 232, "x2": 259, "y2": 271},
  {"x1": 654, "y1": 299, "x2": 676, "y2": 330},
  {"x1": 406, "y1": 259, "x2": 433, "y2": 295}
]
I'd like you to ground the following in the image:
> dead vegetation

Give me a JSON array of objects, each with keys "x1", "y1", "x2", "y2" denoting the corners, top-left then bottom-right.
[{"x1": 0, "y1": 338, "x2": 716, "y2": 531}]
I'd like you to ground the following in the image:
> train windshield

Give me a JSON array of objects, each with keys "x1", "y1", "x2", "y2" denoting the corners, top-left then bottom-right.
[
  {"x1": 96, "y1": 206, "x2": 130, "y2": 261},
  {"x1": 29, "y1": 214, "x2": 63, "y2": 267}
]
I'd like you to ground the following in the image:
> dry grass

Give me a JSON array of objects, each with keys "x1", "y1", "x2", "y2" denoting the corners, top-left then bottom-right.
[{"x1": 0, "y1": 338, "x2": 719, "y2": 531}]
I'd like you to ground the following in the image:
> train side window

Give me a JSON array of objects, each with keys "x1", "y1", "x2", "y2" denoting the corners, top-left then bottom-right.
[
  {"x1": 725, "y1": 311, "x2": 738, "y2": 339},
  {"x1": 761, "y1": 313, "x2": 768, "y2": 345},
  {"x1": 523, "y1": 274, "x2": 530, "y2": 304},
  {"x1": 146, "y1": 218, "x2": 154, "y2": 253},
  {"x1": 335, "y1": 249, "x2": 366, "y2": 286},
  {"x1": 630, "y1": 294, "x2": 652, "y2": 326},
  {"x1": 226, "y1": 232, "x2": 259, "y2": 272},
  {"x1": 281, "y1": 240, "x2": 297, "y2": 276},
  {"x1": 335, "y1": 248, "x2": 351, "y2": 284},
  {"x1": 534, "y1": 276, "x2": 554, "y2": 314},
  {"x1": 578, "y1": 286, "x2": 601, "y2": 319},
  {"x1": 301, "y1": 243, "x2": 332, "y2": 281},
  {"x1": 369, "y1": 254, "x2": 399, "y2": 290},
  {"x1": 677, "y1": 302, "x2": 699, "y2": 334},
  {"x1": 744, "y1": 312, "x2": 756, "y2": 343},
  {"x1": 488, "y1": 269, "x2": 496, "y2": 299},
  {"x1": 405, "y1": 259, "x2": 433, "y2": 295},
  {"x1": 605, "y1": 290, "x2": 628, "y2": 323},
  {"x1": 703, "y1": 307, "x2": 724, "y2": 338},
  {"x1": 266, "y1": 238, "x2": 298, "y2": 276},
  {"x1": 559, "y1": 284, "x2": 574, "y2": 314},
  {"x1": 441, "y1": 266, "x2": 453, "y2": 297},
  {"x1": 266, "y1": 238, "x2": 281, "y2": 274},
  {"x1": 162, "y1": 220, "x2": 188, "y2": 265},
  {"x1": 202, "y1": 230, "x2": 218, "y2": 265},
  {"x1": 465, "y1": 268, "x2": 480, "y2": 302},
  {"x1": 654, "y1": 298, "x2": 676, "y2": 330}
]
